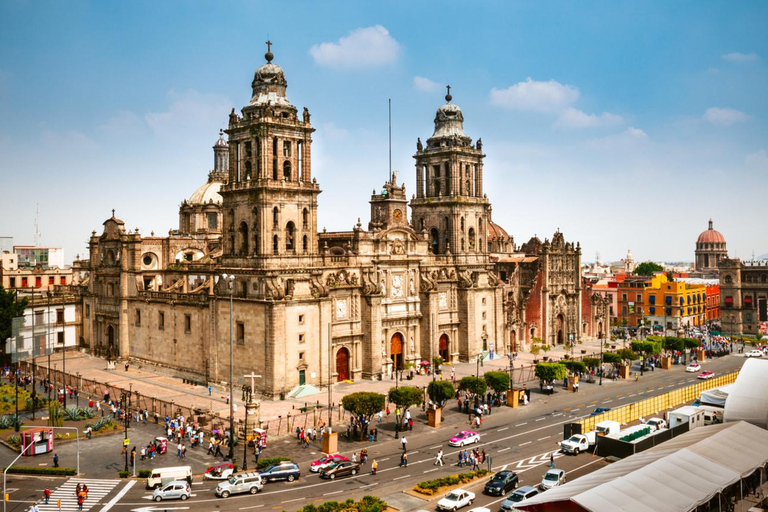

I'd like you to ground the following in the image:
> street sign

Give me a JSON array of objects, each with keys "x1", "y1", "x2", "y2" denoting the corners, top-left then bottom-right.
[{"x1": 124, "y1": 438, "x2": 130, "y2": 446}]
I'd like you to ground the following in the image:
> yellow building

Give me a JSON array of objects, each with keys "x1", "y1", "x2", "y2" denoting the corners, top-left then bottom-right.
[{"x1": 644, "y1": 274, "x2": 707, "y2": 330}]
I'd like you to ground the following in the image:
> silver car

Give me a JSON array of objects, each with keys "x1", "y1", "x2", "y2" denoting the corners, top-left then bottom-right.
[
  {"x1": 151, "y1": 481, "x2": 191, "y2": 502},
  {"x1": 215, "y1": 472, "x2": 264, "y2": 498},
  {"x1": 540, "y1": 468, "x2": 566, "y2": 490}
]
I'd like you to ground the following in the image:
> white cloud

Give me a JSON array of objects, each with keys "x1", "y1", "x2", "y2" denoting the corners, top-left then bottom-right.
[
  {"x1": 703, "y1": 107, "x2": 749, "y2": 126},
  {"x1": 585, "y1": 126, "x2": 649, "y2": 149},
  {"x1": 145, "y1": 89, "x2": 231, "y2": 139},
  {"x1": 309, "y1": 26, "x2": 400, "y2": 69},
  {"x1": 722, "y1": 52, "x2": 760, "y2": 63},
  {"x1": 321, "y1": 122, "x2": 349, "y2": 140},
  {"x1": 98, "y1": 110, "x2": 143, "y2": 135},
  {"x1": 745, "y1": 149, "x2": 768, "y2": 169},
  {"x1": 490, "y1": 77, "x2": 580, "y2": 112},
  {"x1": 555, "y1": 107, "x2": 624, "y2": 129},
  {"x1": 413, "y1": 76, "x2": 441, "y2": 93}
]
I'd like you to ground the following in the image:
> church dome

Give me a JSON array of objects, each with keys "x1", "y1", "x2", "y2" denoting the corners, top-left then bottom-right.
[
  {"x1": 487, "y1": 219, "x2": 510, "y2": 241},
  {"x1": 428, "y1": 86, "x2": 472, "y2": 146},
  {"x1": 697, "y1": 219, "x2": 725, "y2": 244},
  {"x1": 248, "y1": 42, "x2": 292, "y2": 108},
  {"x1": 189, "y1": 179, "x2": 223, "y2": 205},
  {"x1": 214, "y1": 130, "x2": 227, "y2": 148}
]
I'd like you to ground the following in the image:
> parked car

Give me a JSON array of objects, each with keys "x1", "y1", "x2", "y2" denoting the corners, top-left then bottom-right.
[
  {"x1": 151, "y1": 481, "x2": 191, "y2": 502},
  {"x1": 590, "y1": 407, "x2": 611, "y2": 416},
  {"x1": 646, "y1": 417, "x2": 668, "y2": 431},
  {"x1": 437, "y1": 489, "x2": 475, "y2": 511},
  {"x1": 204, "y1": 461, "x2": 234, "y2": 480},
  {"x1": 319, "y1": 461, "x2": 361, "y2": 480},
  {"x1": 260, "y1": 462, "x2": 300, "y2": 482},
  {"x1": 449, "y1": 431, "x2": 480, "y2": 447},
  {"x1": 685, "y1": 363, "x2": 701, "y2": 372},
  {"x1": 501, "y1": 486, "x2": 539, "y2": 511},
  {"x1": 540, "y1": 468, "x2": 566, "y2": 490},
  {"x1": 484, "y1": 471, "x2": 519, "y2": 496},
  {"x1": 214, "y1": 472, "x2": 264, "y2": 498},
  {"x1": 310, "y1": 454, "x2": 349, "y2": 472},
  {"x1": 697, "y1": 371, "x2": 715, "y2": 380},
  {"x1": 745, "y1": 349, "x2": 763, "y2": 358}
]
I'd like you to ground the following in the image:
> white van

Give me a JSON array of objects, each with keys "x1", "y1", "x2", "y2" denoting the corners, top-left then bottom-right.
[{"x1": 147, "y1": 466, "x2": 193, "y2": 489}]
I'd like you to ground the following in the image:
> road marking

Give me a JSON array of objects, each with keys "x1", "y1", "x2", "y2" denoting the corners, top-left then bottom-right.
[
  {"x1": 519, "y1": 441, "x2": 531, "y2": 446},
  {"x1": 393, "y1": 474, "x2": 411, "y2": 481},
  {"x1": 322, "y1": 490, "x2": 344, "y2": 496},
  {"x1": 537, "y1": 436, "x2": 550, "y2": 441},
  {"x1": 571, "y1": 408, "x2": 580, "y2": 412},
  {"x1": 429, "y1": 445, "x2": 442, "y2": 449},
  {"x1": 629, "y1": 394, "x2": 637, "y2": 397},
  {"x1": 552, "y1": 413, "x2": 563, "y2": 417},
  {"x1": 424, "y1": 468, "x2": 439, "y2": 473},
  {"x1": 497, "y1": 427, "x2": 509, "y2": 431},
  {"x1": 603, "y1": 400, "x2": 613, "y2": 403},
  {"x1": 359, "y1": 483, "x2": 378, "y2": 489},
  {"x1": 576, "y1": 404, "x2": 585, "y2": 407},
  {"x1": 590, "y1": 400, "x2": 598, "y2": 404},
  {"x1": 380, "y1": 458, "x2": 390, "y2": 461},
  {"x1": 515, "y1": 423, "x2": 527, "y2": 427},
  {"x1": 562, "y1": 407, "x2": 572, "y2": 411},
  {"x1": 638, "y1": 391, "x2": 645, "y2": 394},
  {"x1": 98, "y1": 480, "x2": 136, "y2": 512},
  {"x1": 498, "y1": 447, "x2": 511, "y2": 452},
  {"x1": 191, "y1": 482, "x2": 205, "y2": 485},
  {"x1": 240, "y1": 505, "x2": 264, "y2": 510},
  {"x1": 282, "y1": 498, "x2": 305, "y2": 504},
  {"x1": 535, "y1": 418, "x2": 545, "y2": 421}
]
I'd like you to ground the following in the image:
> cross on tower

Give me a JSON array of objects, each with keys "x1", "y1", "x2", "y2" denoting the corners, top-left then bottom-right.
[
  {"x1": 265, "y1": 40, "x2": 272, "y2": 53},
  {"x1": 244, "y1": 372, "x2": 262, "y2": 400},
  {"x1": 445, "y1": 85, "x2": 452, "y2": 103}
]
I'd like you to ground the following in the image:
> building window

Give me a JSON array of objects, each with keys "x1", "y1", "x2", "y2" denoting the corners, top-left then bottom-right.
[
  {"x1": 283, "y1": 140, "x2": 291, "y2": 157},
  {"x1": 622, "y1": 306, "x2": 628, "y2": 315},
  {"x1": 9, "y1": 277, "x2": 15, "y2": 288},
  {"x1": 135, "y1": 309, "x2": 141, "y2": 326},
  {"x1": 724, "y1": 296, "x2": 733, "y2": 307},
  {"x1": 60, "y1": 276, "x2": 66, "y2": 285},
  {"x1": 622, "y1": 294, "x2": 627, "y2": 301},
  {"x1": 159, "y1": 312, "x2": 165, "y2": 330},
  {"x1": 298, "y1": 315, "x2": 304, "y2": 324},
  {"x1": 636, "y1": 294, "x2": 642, "y2": 303},
  {"x1": 207, "y1": 212, "x2": 218, "y2": 231},
  {"x1": 35, "y1": 277, "x2": 41, "y2": 288},
  {"x1": 746, "y1": 312, "x2": 753, "y2": 322},
  {"x1": 236, "y1": 322, "x2": 245, "y2": 345},
  {"x1": 299, "y1": 334, "x2": 305, "y2": 343},
  {"x1": 85, "y1": 305, "x2": 90, "y2": 318},
  {"x1": 49, "y1": 276, "x2": 54, "y2": 286},
  {"x1": 57, "y1": 331, "x2": 64, "y2": 345},
  {"x1": 35, "y1": 310, "x2": 43, "y2": 324},
  {"x1": 299, "y1": 351, "x2": 305, "y2": 360},
  {"x1": 724, "y1": 275, "x2": 732, "y2": 284},
  {"x1": 184, "y1": 314, "x2": 191, "y2": 333}
]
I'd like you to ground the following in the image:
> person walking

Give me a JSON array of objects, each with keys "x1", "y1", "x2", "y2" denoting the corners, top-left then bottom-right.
[
  {"x1": 400, "y1": 452, "x2": 408, "y2": 467},
  {"x1": 400, "y1": 436, "x2": 407, "y2": 451},
  {"x1": 550, "y1": 453, "x2": 555, "y2": 468},
  {"x1": 458, "y1": 450, "x2": 464, "y2": 467},
  {"x1": 43, "y1": 489, "x2": 51, "y2": 505},
  {"x1": 130, "y1": 446, "x2": 136, "y2": 467},
  {"x1": 77, "y1": 494, "x2": 84, "y2": 511},
  {"x1": 434, "y1": 449, "x2": 444, "y2": 466},
  {"x1": 371, "y1": 459, "x2": 378, "y2": 475},
  {"x1": 29, "y1": 504, "x2": 39, "y2": 512},
  {"x1": 53, "y1": 453, "x2": 59, "y2": 468}
]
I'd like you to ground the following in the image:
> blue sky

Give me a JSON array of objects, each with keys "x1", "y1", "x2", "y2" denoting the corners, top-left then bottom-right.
[{"x1": 1, "y1": 1, "x2": 767, "y2": 265}]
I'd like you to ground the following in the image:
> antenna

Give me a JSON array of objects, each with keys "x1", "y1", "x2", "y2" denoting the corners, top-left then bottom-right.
[
  {"x1": 34, "y1": 203, "x2": 41, "y2": 247},
  {"x1": 388, "y1": 98, "x2": 392, "y2": 183}
]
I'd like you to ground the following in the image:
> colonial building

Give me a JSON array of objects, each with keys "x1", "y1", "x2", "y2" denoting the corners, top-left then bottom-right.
[
  {"x1": 694, "y1": 219, "x2": 727, "y2": 275},
  {"x1": 719, "y1": 258, "x2": 768, "y2": 337}
]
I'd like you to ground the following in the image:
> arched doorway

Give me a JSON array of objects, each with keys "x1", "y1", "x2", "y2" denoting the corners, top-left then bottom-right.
[
  {"x1": 597, "y1": 321, "x2": 603, "y2": 339},
  {"x1": 556, "y1": 314, "x2": 564, "y2": 345},
  {"x1": 336, "y1": 347, "x2": 350, "y2": 382},
  {"x1": 390, "y1": 333, "x2": 404, "y2": 371},
  {"x1": 439, "y1": 334, "x2": 449, "y2": 362},
  {"x1": 510, "y1": 330, "x2": 517, "y2": 354},
  {"x1": 107, "y1": 325, "x2": 116, "y2": 359}
]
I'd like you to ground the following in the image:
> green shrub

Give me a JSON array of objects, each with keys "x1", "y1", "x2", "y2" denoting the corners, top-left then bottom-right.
[
  {"x1": 298, "y1": 496, "x2": 387, "y2": 512},
  {"x1": 138, "y1": 469, "x2": 151, "y2": 478},
  {"x1": 118, "y1": 470, "x2": 130, "y2": 478},
  {"x1": 256, "y1": 457, "x2": 291, "y2": 470},
  {"x1": 414, "y1": 469, "x2": 489, "y2": 495},
  {"x1": 7, "y1": 435, "x2": 21, "y2": 447},
  {"x1": 3, "y1": 466, "x2": 76, "y2": 476}
]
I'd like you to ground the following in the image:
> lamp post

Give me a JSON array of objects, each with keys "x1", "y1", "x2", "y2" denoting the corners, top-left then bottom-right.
[
  {"x1": 475, "y1": 352, "x2": 484, "y2": 377},
  {"x1": 46, "y1": 291, "x2": 52, "y2": 404},
  {"x1": 394, "y1": 361, "x2": 400, "y2": 439},
  {"x1": 122, "y1": 391, "x2": 129, "y2": 472},
  {"x1": 242, "y1": 384, "x2": 251, "y2": 470},
  {"x1": 599, "y1": 330, "x2": 604, "y2": 386},
  {"x1": 221, "y1": 274, "x2": 236, "y2": 463}
]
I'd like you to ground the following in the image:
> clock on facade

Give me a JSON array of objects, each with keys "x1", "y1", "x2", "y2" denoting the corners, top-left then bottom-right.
[{"x1": 393, "y1": 209, "x2": 402, "y2": 221}]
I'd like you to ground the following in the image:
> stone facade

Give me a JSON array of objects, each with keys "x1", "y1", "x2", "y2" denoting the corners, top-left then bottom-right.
[
  {"x1": 719, "y1": 258, "x2": 768, "y2": 336},
  {"x1": 695, "y1": 219, "x2": 727, "y2": 274}
]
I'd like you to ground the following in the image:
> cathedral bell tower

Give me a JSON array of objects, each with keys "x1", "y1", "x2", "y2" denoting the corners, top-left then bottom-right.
[
  {"x1": 410, "y1": 87, "x2": 490, "y2": 259},
  {"x1": 220, "y1": 42, "x2": 320, "y2": 265}
]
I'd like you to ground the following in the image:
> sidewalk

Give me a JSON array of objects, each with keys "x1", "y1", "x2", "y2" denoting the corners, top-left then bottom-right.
[{"x1": 34, "y1": 337, "x2": 609, "y2": 437}]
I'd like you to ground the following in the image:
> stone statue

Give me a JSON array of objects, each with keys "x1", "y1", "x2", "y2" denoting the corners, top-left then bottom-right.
[
  {"x1": 229, "y1": 108, "x2": 238, "y2": 126},
  {"x1": 417, "y1": 138, "x2": 423, "y2": 151},
  {"x1": 409, "y1": 276, "x2": 415, "y2": 296},
  {"x1": 303, "y1": 107, "x2": 311, "y2": 124},
  {"x1": 380, "y1": 278, "x2": 386, "y2": 295},
  {"x1": 476, "y1": 138, "x2": 482, "y2": 151}
]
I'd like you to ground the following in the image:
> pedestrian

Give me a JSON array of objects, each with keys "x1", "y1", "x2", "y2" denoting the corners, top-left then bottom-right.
[
  {"x1": 140, "y1": 447, "x2": 146, "y2": 461},
  {"x1": 30, "y1": 504, "x2": 39, "y2": 512},
  {"x1": 472, "y1": 454, "x2": 479, "y2": 471},
  {"x1": 53, "y1": 453, "x2": 59, "y2": 468},
  {"x1": 481, "y1": 449, "x2": 486, "y2": 463},
  {"x1": 177, "y1": 442, "x2": 182, "y2": 457},
  {"x1": 77, "y1": 494, "x2": 84, "y2": 511},
  {"x1": 214, "y1": 439, "x2": 223, "y2": 458},
  {"x1": 400, "y1": 452, "x2": 408, "y2": 467},
  {"x1": 181, "y1": 444, "x2": 186, "y2": 459},
  {"x1": 435, "y1": 449, "x2": 444, "y2": 466},
  {"x1": 458, "y1": 450, "x2": 464, "y2": 467},
  {"x1": 124, "y1": 362, "x2": 129, "y2": 372},
  {"x1": 408, "y1": 418, "x2": 414, "y2": 431},
  {"x1": 361, "y1": 448, "x2": 368, "y2": 463},
  {"x1": 208, "y1": 385, "x2": 212, "y2": 396},
  {"x1": 352, "y1": 452, "x2": 357, "y2": 463},
  {"x1": 386, "y1": 406, "x2": 390, "y2": 417},
  {"x1": 207, "y1": 437, "x2": 215, "y2": 455},
  {"x1": 130, "y1": 446, "x2": 136, "y2": 466},
  {"x1": 550, "y1": 453, "x2": 555, "y2": 468},
  {"x1": 373, "y1": 428, "x2": 378, "y2": 442},
  {"x1": 43, "y1": 489, "x2": 51, "y2": 505},
  {"x1": 377, "y1": 411, "x2": 383, "y2": 423},
  {"x1": 371, "y1": 459, "x2": 378, "y2": 475},
  {"x1": 400, "y1": 436, "x2": 407, "y2": 451}
]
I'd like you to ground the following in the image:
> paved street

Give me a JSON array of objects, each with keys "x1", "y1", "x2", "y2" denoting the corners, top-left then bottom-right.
[{"x1": 0, "y1": 350, "x2": 745, "y2": 511}]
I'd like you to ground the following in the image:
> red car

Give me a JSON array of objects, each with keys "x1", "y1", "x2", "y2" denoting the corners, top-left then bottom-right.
[
  {"x1": 310, "y1": 454, "x2": 349, "y2": 472},
  {"x1": 697, "y1": 371, "x2": 715, "y2": 380}
]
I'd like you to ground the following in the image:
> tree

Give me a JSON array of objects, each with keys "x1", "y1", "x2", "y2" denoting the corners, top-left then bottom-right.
[
  {"x1": 427, "y1": 381, "x2": 455, "y2": 408},
  {"x1": 388, "y1": 386, "x2": 423, "y2": 428},
  {"x1": 483, "y1": 371, "x2": 510, "y2": 393},
  {"x1": 631, "y1": 340, "x2": 662, "y2": 362},
  {"x1": 583, "y1": 357, "x2": 600, "y2": 368},
  {"x1": 563, "y1": 361, "x2": 586, "y2": 375},
  {"x1": 616, "y1": 348, "x2": 638, "y2": 363},
  {"x1": 457, "y1": 376, "x2": 487, "y2": 397},
  {"x1": 632, "y1": 262, "x2": 664, "y2": 276},
  {"x1": 341, "y1": 392, "x2": 386, "y2": 440},
  {"x1": 602, "y1": 352, "x2": 622, "y2": 365},
  {"x1": 0, "y1": 286, "x2": 28, "y2": 364},
  {"x1": 432, "y1": 356, "x2": 443, "y2": 371},
  {"x1": 534, "y1": 363, "x2": 566, "y2": 383}
]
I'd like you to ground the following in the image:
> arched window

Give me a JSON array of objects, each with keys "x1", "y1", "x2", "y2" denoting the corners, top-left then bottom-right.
[
  {"x1": 239, "y1": 221, "x2": 249, "y2": 255},
  {"x1": 273, "y1": 207, "x2": 279, "y2": 228},
  {"x1": 461, "y1": 239, "x2": 465, "y2": 251},
  {"x1": 468, "y1": 228, "x2": 476, "y2": 250},
  {"x1": 253, "y1": 233, "x2": 259, "y2": 255},
  {"x1": 725, "y1": 275, "x2": 732, "y2": 284},
  {"x1": 272, "y1": 235, "x2": 279, "y2": 254},
  {"x1": 430, "y1": 228, "x2": 440, "y2": 255},
  {"x1": 302, "y1": 208, "x2": 309, "y2": 229},
  {"x1": 228, "y1": 209, "x2": 235, "y2": 231},
  {"x1": 285, "y1": 222, "x2": 295, "y2": 251},
  {"x1": 244, "y1": 160, "x2": 252, "y2": 180},
  {"x1": 283, "y1": 160, "x2": 292, "y2": 180},
  {"x1": 460, "y1": 217, "x2": 465, "y2": 232},
  {"x1": 419, "y1": 218, "x2": 425, "y2": 231},
  {"x1": 443, "y1": 217, "x2": 449, "y2": 231},
  {"x1": 303, "y1": 235, "x2": 308, "y2": 252},
  {"x1": 272, "y1": 137, "x2": 278, "y2": 179}
]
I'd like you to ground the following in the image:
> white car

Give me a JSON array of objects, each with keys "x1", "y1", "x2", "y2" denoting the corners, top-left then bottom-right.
[
  {"x1": 540, "y1": 468, "x2": 566, "y2": 490},
  {"x1": 745, "y1": 349, "x2": 763, "y2": 358},
  {"x1": 646, "y1": 417, "x2": 667, "y2": 431},
  {"x1": 685, "y1": 363, "x2": 701, "y2": 372},
  {"x1": 437, "y1": 489, "x2": 475, "y2": 511}
]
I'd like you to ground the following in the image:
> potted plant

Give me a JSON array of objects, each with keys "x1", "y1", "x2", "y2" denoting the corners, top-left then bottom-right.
[{"x1": 541, "y1": 344, "x2": 551, "y2": 361}]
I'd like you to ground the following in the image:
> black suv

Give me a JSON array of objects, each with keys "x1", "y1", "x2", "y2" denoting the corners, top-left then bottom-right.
[
  {"x1": 484, "y1": 470, "x2": 519, "y2": 496},
  {"x1": 260, "y1": 462, "x2": 301, "y2": 483}
]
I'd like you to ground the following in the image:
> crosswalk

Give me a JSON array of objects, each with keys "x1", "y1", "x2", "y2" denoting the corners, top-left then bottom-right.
[{"x1": 38, "y1": 478, "x2": 121, "y2": 512}]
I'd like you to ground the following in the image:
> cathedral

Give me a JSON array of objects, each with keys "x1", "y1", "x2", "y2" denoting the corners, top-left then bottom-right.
[{"x1": 80, "y1": 46, "x2": 597, "y2": 398}]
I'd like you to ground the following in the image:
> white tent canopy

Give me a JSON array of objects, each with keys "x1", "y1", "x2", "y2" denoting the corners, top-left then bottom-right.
[
  {"x1": 699, "y1": 383, "x2": 732, "y2": 407},
  {"x1": 724, "y1": 358, "x2": 768, "y2": 429},
  {"x1": 517, "y1": 422, "x2": 768, "y2": 512}
]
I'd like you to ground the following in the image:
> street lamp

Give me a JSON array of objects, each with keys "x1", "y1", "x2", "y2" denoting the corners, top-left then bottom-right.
[
  {"x1": 242, "y1": 384, "x2": 251, "y2": 470},
  {"x1": 394, "y1": 362, "x2": 400, "y2": 439},
  {"x1": 221, "y1": 273, "x2": 236, "y2": 463},
  {"x1": 476, "y1": 352, "x2": 484, "y2": 377},
  {"x1": 599, "y1": 331, "x2": 604, "y2": 386},
  {"x1": 122, "y1": 391, "x2": 129, "y2": 472}
]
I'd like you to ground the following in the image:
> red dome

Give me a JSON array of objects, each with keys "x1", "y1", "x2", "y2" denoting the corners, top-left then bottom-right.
[{"x1": 697, "y1": 219, "x2": 725, "y2": 244}]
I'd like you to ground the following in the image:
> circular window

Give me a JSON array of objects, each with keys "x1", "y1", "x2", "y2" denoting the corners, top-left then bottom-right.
[{"x1": 143, "y1": 255, "x2": 153, "y2": 266}]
